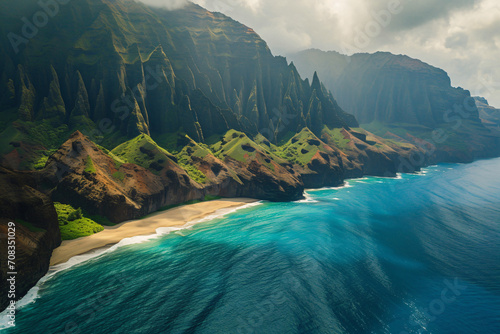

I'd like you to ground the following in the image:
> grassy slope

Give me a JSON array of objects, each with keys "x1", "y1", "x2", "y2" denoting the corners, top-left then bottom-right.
[
  {"x1": 321, "y1": 126, "x2": 352, "y2": 150},
  {"x1": 111, "y1": 133, "x2": 209, "y2": 183},
  {"x1": 271, "y1": 128, "x2": 328, "y2": 166},
  {"x1": 111, "y1": 133, "x2": 175, "y2": 170},
  {"x1": 210, "y1": 130, "x2": 286, "y2": 171},
  {"x1": 176, "y1": 137, "x2": 211, "y2": 184}
]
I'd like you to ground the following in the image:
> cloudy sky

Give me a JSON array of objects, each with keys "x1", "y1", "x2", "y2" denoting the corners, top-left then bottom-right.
[{"x1": 147, "y1": 0, "x2": 500, "y2": 106}]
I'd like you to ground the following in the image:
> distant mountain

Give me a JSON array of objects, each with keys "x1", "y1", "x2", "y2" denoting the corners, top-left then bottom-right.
[
  {"x1": 289, "y1": 49, "x2": 500, "y2": 162},
  {"x1": 289, "y1": 49, "x2": 477, "y2": 127},
  {"x1": 474, "y1": 97, "x2": 500, "y2": 130}
]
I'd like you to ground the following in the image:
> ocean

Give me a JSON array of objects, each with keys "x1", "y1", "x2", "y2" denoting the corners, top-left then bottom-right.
[{"x1": 2, "y1": 158, "x2": 500, "y2": 333}]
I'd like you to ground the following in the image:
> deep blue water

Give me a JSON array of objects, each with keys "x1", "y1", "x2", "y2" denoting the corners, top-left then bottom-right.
[{"x1": 2, "y1": 158, "x2": 500, "y2": 333}]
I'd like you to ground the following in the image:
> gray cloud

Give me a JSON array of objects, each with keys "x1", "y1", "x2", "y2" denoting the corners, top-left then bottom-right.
[{"x1": 386, "y1": 0, "x2": 478, "y2": 32}]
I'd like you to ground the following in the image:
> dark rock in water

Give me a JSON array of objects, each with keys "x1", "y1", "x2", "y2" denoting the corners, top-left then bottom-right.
[{"x1": 0, "y1": 168, "x2": 61, "y2": 311}]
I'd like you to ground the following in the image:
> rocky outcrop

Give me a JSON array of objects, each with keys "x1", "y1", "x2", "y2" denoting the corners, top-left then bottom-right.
[
  {"x1": 32, "y1": 130, "x2": 306, "y2": 226},
  {"x1": 170, "y1": 134, "x2": 304, "y2": 201},
  {"x1": 474, "y1": 97, "x2": 500, "y2": 130},
  {"x1": 0, "y1": 168, "x2": 61, "y2": 311},
  {"x1": 267, "y1": 128, "x2": 345, "y2": 188},
  {"x1": 37, "y1": 131, "x2": 204, "y2": 224}
]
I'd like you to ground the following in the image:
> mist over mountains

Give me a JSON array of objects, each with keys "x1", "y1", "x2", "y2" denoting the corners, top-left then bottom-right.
[{"x1": 289, "y1": 48, "x2": 500, "y2": 162}]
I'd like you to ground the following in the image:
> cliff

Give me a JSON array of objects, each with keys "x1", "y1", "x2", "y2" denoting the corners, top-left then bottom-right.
[
  {"x1": 26, "y1": 128, "x2": 422, "y2": 226},
  {"x1": 37, "y1": 131, "x2": 205, "y2": 223},
  {"x1": 474, "y1": 97, "x2": 500, "y2": 130},
  {"x1": 0, "y1": 168, "x2": 61, "y2": 311}
]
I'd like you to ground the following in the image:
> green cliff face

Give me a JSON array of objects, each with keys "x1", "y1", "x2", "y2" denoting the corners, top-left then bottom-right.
[
  {"x1": 0, "y1": 0, "x2": 428, "y2": 197},
  {"x1": 289, "y1": 49, "x2": 500, "y2": 162},
  {"x1": 0, "y1": 0, "x2": 356, "y2": 164}
]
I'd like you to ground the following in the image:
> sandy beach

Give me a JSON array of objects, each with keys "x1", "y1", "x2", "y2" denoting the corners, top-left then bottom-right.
[{"x1": 50, "y1": 198, "x2": 258, "y2": 266}]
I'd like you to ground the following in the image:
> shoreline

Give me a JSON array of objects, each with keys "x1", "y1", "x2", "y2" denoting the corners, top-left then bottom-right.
[
  {"x1": 49, "y1": 198, "x2": 258, "y2": 266},
  {"x1": 46, "y1": 164, "x2": 456, "y2": 266}
]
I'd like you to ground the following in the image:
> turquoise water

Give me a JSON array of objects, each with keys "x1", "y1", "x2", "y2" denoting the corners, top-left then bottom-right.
[{"x1": 2, "y1": 159, "x2": 500, "y2": 333}]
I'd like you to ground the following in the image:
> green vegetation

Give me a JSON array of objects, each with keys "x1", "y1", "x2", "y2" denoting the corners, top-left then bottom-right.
[
  {"x1": 276, "y1": 131, "x2": 297, "y2": 146},
  {"x1": 153, "y1": 132, "x2": 187, "y2": 154},
  {"x1": 113, "y1": 133, "x2": 209, "y2": 183},
  {"x1": 54, "y1": 202, "x2": 104, "y2": 240},
  {"x1": 112, "y1": 171, "x2": 125, "y2": 181},
  {"x1": 33, "y1": 156, "x2": 49, "y2": 170},
  {"x1": 0, "y1": 0, "x2": 359, "y2": 174},
  {"x1": 265, "y1": 128, "x2": 329, "y2": 167},
  {"x1": 176, "y1": 136, "x2": 210, "y2": 184},
  {"x1": 210, "y1": 130, "x2": 255, "y2": 162},
  {"x1": 32, "y1": 151, "x2": 51, "y2": 170},
  {"x1": 67, "y1": 207, "x2": 83, "y2": 221},
  {"x1": 322, "y1": 126, "x2": 351, "y2": 150},
  {"x1": 141, "y1": 200, "x2": 201, "y2": 218},
  {"x1": 181, "y1": 164, "x2": 207, "y2": 183},
  {"x1": 204, "y1": 194, "x2": 221, "y2": 201},
  {"x1": 210, "y1": 130, "x2": 284, "y2": 171},
  {"x1": 111, "y1": 134, "x2": 176, "y2": 172},
  {"x1": 362, "y1": 121, "x2": 432, "y2": 138},
  {"x1": 0, "y1": 119, "x2": 70, "y2": 170},
  {"x1": 84, "y1": 156, "x2": 96, "y2": 173},
  {"x1": 17, "y1": 120, "x2": 71, "y2": 148},
  {"x1": 361, "y1": 121, "x2": 476, "y2": 151},
  {"x1": 95, "y1": 143, "x2": 126, "y2": 167}
]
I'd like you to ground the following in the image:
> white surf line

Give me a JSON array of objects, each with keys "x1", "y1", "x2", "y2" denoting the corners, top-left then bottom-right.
[
  {"x1": 306, "y1": 181, "x2": 353, "y2": 192},
  {"x1": 0, "y1": 201, "x2": 263, "y2": 321},
  {"x1": 294, "y1": 192, "x2": 319, "y2": 203}
]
